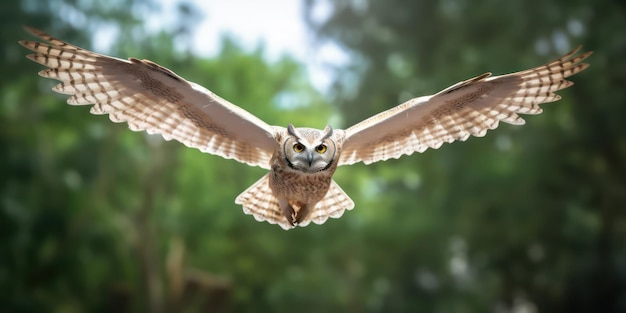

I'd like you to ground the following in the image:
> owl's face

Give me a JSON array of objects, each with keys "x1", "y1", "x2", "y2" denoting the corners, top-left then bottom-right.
[{"x1": 283, "y1": 124, "x2": 337, "y2": 173}]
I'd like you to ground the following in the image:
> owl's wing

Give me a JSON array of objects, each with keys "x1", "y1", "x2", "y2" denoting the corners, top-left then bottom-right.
[
  {"x1": 339, "y1": 46, "x2": 591, "y2": 166},
  {"x1": 19, "y1": 27, "x2": 277, "y2": 169}
]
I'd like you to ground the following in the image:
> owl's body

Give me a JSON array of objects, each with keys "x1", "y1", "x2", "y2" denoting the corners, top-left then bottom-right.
[
  {"x1": 19, "y1": 27, "x2": 591, "y2": 230},
  {"x1": 236, "y1": 126, "x2": 353, "y2": 229}
]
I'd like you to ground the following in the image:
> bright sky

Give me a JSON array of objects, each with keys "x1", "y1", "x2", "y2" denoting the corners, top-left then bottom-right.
[
  {"x1": 165, "y1": 0, "x2": 347, "y2": 91},
  {"x1": 192, "y1": 1, "x2": 308, "y2": 59}
]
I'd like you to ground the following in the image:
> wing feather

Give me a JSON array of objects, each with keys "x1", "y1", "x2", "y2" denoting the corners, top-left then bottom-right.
[
  {"x1": 339, "y1": 46, "x2": 591, "y2": 165},
  {"x1": 20, "y1": 26, "x2": 277, "y2": 169}
]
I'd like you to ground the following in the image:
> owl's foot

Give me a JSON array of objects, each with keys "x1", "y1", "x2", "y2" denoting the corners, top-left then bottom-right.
[
  {"x1": 292, "y1": 204, "x2": 310, "y2": 226},
  {"x1": 280, "y1": 199, "x2": 309, "y2": 227}
]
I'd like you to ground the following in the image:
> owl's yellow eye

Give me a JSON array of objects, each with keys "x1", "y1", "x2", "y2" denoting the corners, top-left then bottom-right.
[
  {"x1": 315, "y1": 144, "x2": 327, "y2": 153},
  {"x1": 293, "y1": 143, "x2": 305, "y2": 153}
]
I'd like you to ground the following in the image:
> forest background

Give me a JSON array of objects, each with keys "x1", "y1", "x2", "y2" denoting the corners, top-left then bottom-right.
[{"x1": 1, "y1": 0, "x2": 624, "y2": 312}]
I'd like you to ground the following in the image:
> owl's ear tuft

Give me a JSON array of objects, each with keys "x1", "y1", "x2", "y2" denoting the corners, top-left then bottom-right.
[
  {"x1": 321, "y1": 125, "x2": 333, "y2": 140},
  {"x1": 287, "y1": 124, "x2": 301, "y2": 140}
]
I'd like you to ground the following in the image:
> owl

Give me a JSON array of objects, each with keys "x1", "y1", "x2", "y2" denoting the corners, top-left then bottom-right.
[{"x1": 19, "y1": 27, "x2": 591, "y2": 230}]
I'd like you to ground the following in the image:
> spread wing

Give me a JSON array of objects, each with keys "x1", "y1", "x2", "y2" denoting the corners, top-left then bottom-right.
[
  {"x1": 19, "y1": 26, "x2": 278, "y2": 169},
  {"x1": 339, "y1": 46, "x2": 592, "y2": 166}
]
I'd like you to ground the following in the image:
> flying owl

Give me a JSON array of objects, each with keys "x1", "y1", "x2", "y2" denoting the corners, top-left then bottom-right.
[{"x1": 19, "y1": 27, "x2": 591, "y2": 230}]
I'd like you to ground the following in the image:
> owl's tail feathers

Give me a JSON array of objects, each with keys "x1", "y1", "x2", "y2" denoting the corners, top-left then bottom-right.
[
  {"x1": 300, "y1": 180, "x2": 355, "y2": 227},
  {"x1": 235, "y1": 174, "x2": 293, "y2": 230},
  {"x1": 235, "y1": 175, "x2": 355, "y2": 230}
]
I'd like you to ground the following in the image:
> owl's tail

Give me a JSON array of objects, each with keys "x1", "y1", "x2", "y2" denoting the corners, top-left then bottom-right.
[
  {"x1": 235, "y1": 174, "x2": 355, "y2": 230},
  {"x1": 305, "y1": 179, "x2": 355, "y2": 227},
  {"x1": 235, "y1": 174, "x2": 287, "y2": 229}
]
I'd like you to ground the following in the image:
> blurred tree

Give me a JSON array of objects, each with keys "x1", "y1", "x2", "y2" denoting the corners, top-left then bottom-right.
[{"x1": 303, "y1": 0, "x2": 625, "y2": 312}]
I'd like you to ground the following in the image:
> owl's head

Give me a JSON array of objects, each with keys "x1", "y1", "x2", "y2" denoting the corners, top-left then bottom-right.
[{"x1": 283, "y1": 124, "x2": 337, "y2": 173}]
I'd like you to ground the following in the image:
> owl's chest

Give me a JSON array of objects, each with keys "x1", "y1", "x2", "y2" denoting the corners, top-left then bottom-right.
[{"x1": 269, "y1": 164, "x2": 333, "y2": 203}]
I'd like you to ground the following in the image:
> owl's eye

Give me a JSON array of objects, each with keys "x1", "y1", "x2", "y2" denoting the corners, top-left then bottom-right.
[
  {"x1": 293, "y1": 143, "x2": 305, "y2": 153},
  {"x1": 315, "y1": 144, "x2": 327, "y2": 153}
]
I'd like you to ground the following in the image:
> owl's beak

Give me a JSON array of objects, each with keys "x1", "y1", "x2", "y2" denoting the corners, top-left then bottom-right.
[{"x1": 305, "y1": 151, "x2": 313, "y2": 166}]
